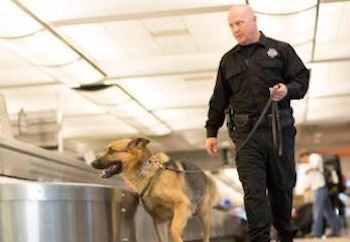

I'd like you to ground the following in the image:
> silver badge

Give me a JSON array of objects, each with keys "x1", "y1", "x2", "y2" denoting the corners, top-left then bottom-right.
[{"x1": 267, "y1": 48, "x2": 278, "y2": 58}]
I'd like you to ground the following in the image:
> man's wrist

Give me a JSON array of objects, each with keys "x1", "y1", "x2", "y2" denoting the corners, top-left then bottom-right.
[{"x1": 206, "y1": 129, "x2": 218, "y2": 138}]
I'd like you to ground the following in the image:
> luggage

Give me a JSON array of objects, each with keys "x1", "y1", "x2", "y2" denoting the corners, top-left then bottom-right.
[
  {"x1": 323, "y1": 154, "x2": 345, "y2": 194},
  {"x1": 292, "y1": 202, "x2": 313, "y2": 237}
]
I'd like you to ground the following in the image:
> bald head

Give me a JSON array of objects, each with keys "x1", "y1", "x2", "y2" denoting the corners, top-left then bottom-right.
[{"x1": 227, "y1": 4, "x2": 260, "y2": 45}]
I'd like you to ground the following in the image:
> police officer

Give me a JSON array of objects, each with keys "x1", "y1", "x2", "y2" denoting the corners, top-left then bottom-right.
[{"x1": 205, "y1": 4, "x2": 309, "y2": 242}]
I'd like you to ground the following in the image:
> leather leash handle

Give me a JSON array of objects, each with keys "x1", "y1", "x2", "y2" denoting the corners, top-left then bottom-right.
[{"x1": 271, "y1": 102, "x2": 283, "y2": 156}]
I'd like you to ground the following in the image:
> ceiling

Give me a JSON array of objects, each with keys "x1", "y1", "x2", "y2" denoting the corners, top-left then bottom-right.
[{"x1": 0, "y1": 0, "x2": 350, "y2": 158}]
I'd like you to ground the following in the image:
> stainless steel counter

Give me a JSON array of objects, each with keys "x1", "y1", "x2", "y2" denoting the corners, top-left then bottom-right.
[{"x1": 0, "y1": 181, "x2": 139, "y2": 242}]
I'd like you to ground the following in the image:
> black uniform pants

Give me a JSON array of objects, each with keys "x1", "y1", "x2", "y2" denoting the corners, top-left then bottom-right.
[{"x1": 230, "y1": 126, "x2": 297, "y2": 242}]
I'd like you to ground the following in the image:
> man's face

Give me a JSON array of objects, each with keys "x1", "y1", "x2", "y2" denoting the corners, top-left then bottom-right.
[{"x1": 228, "y1": 8, "x2": 257, "y2": 45}]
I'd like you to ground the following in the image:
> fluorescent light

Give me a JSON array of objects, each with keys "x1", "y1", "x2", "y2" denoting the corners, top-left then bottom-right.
[
  {"x1": 75, "y1": 86, "x2": 131, "y2": 105},
  {"x1": 0, "y1": 0, "x2": 105, "y2": 85},
  {"x1": 134, "y1": 113, "x2": 164, "y2": 127},
  {"x1": 44, "y1": 59, "x2": 105, "y2": 86},
  {"x1": 144, "y1": 124, "x2": 171, "y2": 136},
  {"x1": 106, "y1": 100, "x2": 147, "y2": 118},
  {"x1": 0, "y1": 1, "x2": 41, "y2": 37},
  {"x1": 1, "y1": 30, "x2": 79, "y2": 65}
]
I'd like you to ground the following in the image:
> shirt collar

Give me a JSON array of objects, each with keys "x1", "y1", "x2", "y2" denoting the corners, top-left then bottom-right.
[{"x1": 232, "y1": 31, "x2": 267, "y2": 53}]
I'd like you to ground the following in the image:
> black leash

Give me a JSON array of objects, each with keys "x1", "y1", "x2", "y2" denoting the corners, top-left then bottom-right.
[
  {"x1": 234, "y1": 98, "x2": 283, "y2": 156},
  {"x1": 234, "y1": 98, "x2": 272, "y2": 155},
  {"x1": 157, "y1": 98, "x2": 282, "y2": 173}
]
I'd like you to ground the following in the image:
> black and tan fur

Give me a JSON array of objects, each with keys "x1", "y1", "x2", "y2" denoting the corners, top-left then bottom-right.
[{"x1": 91, "y1": 137, "x2": 217, "y2": 242}]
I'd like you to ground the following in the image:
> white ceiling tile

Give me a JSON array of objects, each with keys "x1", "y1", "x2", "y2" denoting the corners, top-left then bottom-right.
[
  {"x1": 62, "y1": 114, "x2": 138, "y2": 138},
  {"x1": 154, "y1": 108, "x2": 207, "y2": 131},
  {"x1": 103, "y1": 21, "x2": 161, "y2": 57},
  {"x1": 19, "y1": 0, "x2": 237, "y2": 21},
  {"x1": 250, "y1": 0, "x2": 316, "y2": 14},
  {"x1": 291, "y1": 98, "x2": 308, "y2": 125},
  {"x1": 294, "y1": 42, "x2": 313, "y2": 64},
  {"x1": 0, "y1": 46, "x2": 56, "y2": 85},
  {"x1": 101, "y1": 52, "x2": 222, "y2": 77},
  {"x1": 308, "y1": 62, "x2": 350, "y2": 98},
  {"x1": 117, "y1": 76, "x2": 214, "y2": 110},
  {"x1": 257, "y1": 8, "x2": 316, "y2": 46},
  {"x1": 59, "y1": 24, "x2": 127, "y2": 61},
  {"x1": 314, "y1": 2, "x2": 350, "y2": 60},
  {"x1": 0, "y1": 85, "x2": 105, "y2": 116},
  {"x1": 183, "y1": 12, "x2": 234, "y2": 52},
  {"x1": 0, "y1": 1, "x2": 42, "y2": 37},
  {"x1": 306, "y1": 96, "x2": 350, "y2": 124},
  {"x1": 143, "y1": 17, "x2": 186, "y2": 33},
  {"x1": 152, "y1": 34, "x2": 198, "y2": 55}
]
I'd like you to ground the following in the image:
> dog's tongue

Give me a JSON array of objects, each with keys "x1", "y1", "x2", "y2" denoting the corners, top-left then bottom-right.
[{"x1": 100, "y1": 164, "x2": 117, "y2": 178}]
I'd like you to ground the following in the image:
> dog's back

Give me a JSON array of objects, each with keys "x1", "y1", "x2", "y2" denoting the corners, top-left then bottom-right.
[{"x1": 163, "y1": 159, "x2": 217, "y2": 212}]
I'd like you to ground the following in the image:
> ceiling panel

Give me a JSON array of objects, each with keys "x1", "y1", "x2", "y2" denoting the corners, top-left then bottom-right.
[
  {"x1": 0, "y1": 0, "x2": 349, "y2": 156},
  {"x1": 306, "y1": 96, "x2": 350, "y2": 124},
  {"x1": 19, "y1": 0, "x2": 239, "y2": 21},
  {"x1": 100, "y1": 52, "x2": 222, "y2": 78},
  {"x1": 291, "y1": 98, "x2": 308, "y2": 124},
  {"x1": 314, "y1": 1, "x2": 350, "y2": 60},
  {"x1": 308, "y1": 61, "x2": 350, "y2": 98},
  {"x1": 257, "y1": 7, "x2": 316, "y2": 48},
  {"x1": 59, "y1": 24, "x2": 127, "y2": 62},
  {"x1": 249, "y1": 0, "x2": 316, "y2": 14},
  {"x1": 183, "y1": 12, "x2": 233, "y2": 52},
  {"x1": 0, "y1": 84, "x2": 105, "y2": 116},
  {"x1": 116, "y1": 76, "x2": 214, "y2": 110},
  {"x1": 154, "y1": 107, "x2": 208, "y2": 131},
  {"x1": 62, "y1": 114, "x2": 138, "y2": 138},
  {"x1": 98, "y1": 21, "x2": 162, "y2": 57},
  {"x1": 0, "y1": 46, "x2": 56, "y2": 86}
]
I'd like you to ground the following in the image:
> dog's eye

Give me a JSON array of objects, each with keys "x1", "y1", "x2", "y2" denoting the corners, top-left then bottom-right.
[{"x1": 107, "y1": 149, "x2": 116, "y2": 155}]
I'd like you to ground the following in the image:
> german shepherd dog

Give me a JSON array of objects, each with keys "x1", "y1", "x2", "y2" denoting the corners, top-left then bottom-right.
[{"x1": 91, "y1": 137, "x2": 217, "y2": 242}]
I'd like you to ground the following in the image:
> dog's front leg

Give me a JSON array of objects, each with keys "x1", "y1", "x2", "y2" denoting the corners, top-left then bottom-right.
[{"x1": 153, "y1": 219, "x2": 169, "y2": 242}]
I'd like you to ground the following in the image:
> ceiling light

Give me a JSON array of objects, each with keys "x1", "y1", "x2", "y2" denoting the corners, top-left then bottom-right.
[
  {"x1": 0, "y1": 1, "x2": 41, "y2": 37},
  {"x1": 0, "y1": 0, "x2": 106, "y2": 85},
  {"x1": 74, "y1": 85, "x2": 130, "y2": 105},
  {"x1": 106, "y1": 100, "x2": 148, "y2": 118},
  {"x1": 1, "y1": 30, "x2": 79, "y2": 66},
  {"x1": 44, "y1": 59, "x2": 105, "y2": 86}
]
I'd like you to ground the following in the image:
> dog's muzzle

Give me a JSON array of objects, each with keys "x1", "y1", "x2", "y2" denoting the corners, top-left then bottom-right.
[{"x1": 91, "y1": 160, "x2": 123, "y2": 178}]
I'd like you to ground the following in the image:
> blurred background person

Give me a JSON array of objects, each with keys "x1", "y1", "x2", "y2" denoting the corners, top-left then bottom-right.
[{"x1": 300, "y1": 150, "x2": 341, "y2": 238}]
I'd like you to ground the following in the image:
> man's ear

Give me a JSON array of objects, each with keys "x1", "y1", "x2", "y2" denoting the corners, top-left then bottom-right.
[{"x1": 127, "y1": 137, "x2": 150, "y2": 150}]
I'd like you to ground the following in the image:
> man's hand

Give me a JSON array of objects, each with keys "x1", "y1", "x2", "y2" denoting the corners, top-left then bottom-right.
[
  {"x1": 206, "y1": 137, "x2": 219, "y2": 157},
  {"x1": 269, "y1": 83, "x2": 288, "y2": 101}
]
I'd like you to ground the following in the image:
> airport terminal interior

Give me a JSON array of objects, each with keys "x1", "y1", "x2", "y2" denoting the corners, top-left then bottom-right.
[{"x1": 0, "y1": 0, "x2": 350, "y2": 241}]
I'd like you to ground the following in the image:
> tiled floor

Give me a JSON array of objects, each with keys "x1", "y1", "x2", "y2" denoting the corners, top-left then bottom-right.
[
  {"x1": 294, "y1": 228, "x2": 350, "y2": 241},
  {"x1": 295, "y1": 238, "x2": 349, "y2": 241}
]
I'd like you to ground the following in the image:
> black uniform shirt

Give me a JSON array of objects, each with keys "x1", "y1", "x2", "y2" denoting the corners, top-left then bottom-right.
[{"x1": 205, "y1": 32, "x2": 309, "y2": 138}]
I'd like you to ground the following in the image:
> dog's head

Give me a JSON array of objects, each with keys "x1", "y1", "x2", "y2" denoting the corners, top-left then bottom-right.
[{"x1": 91, "y1": 137, "x2": 151, "y2": 178}]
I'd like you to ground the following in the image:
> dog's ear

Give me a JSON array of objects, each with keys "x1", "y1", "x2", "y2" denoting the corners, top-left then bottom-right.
[{"x1": 127, "y1": 137, "x2": 150, "y2": 150}]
